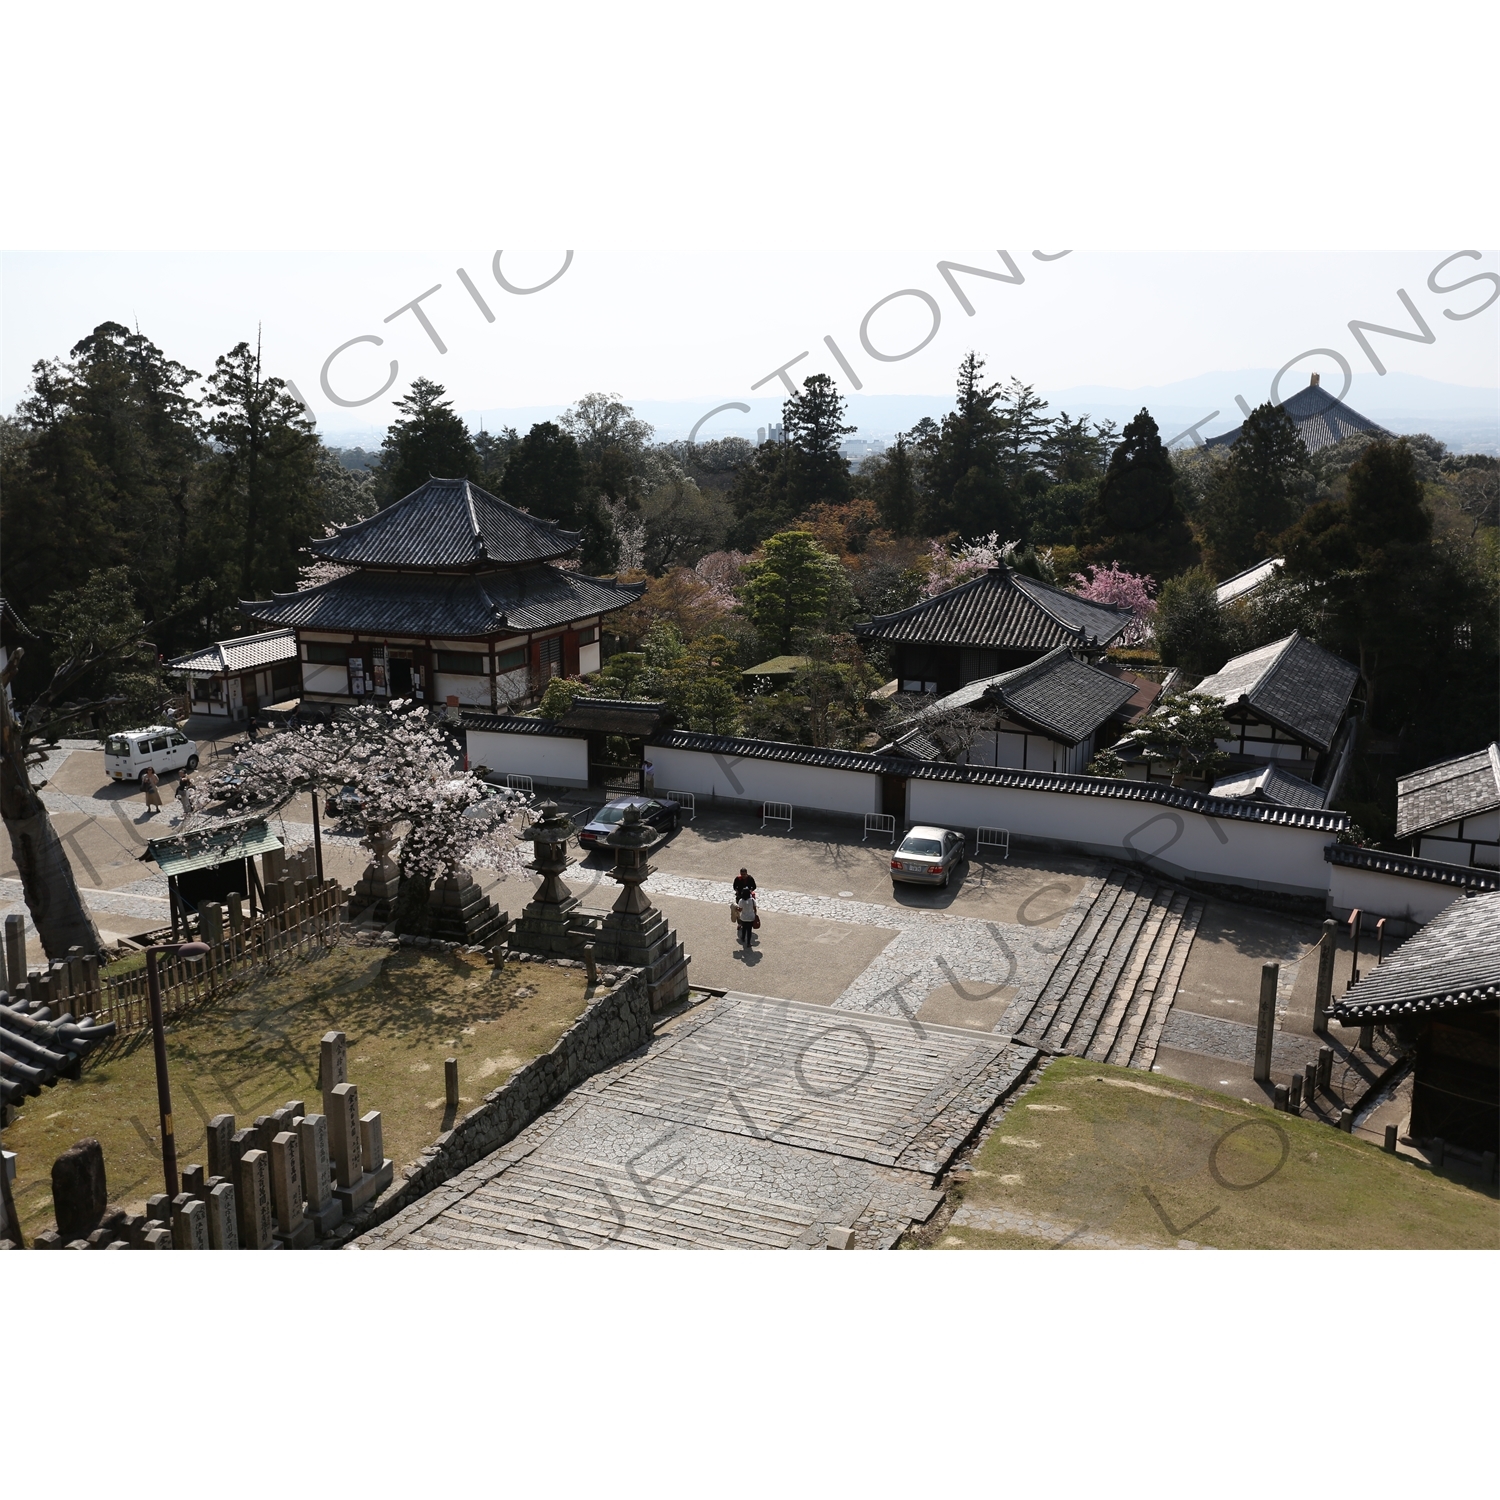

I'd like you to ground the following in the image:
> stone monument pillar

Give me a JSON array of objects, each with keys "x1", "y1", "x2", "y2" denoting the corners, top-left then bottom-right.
[
  {"x1": 596, "y1": 804, "x2": 690, "y2": 1012},
  {"x1": 509, "y1": 801, "x2": 586, "y2": 957},
  {"x1": 351, "y1": 823, "x2": 401, "y2": 921}
]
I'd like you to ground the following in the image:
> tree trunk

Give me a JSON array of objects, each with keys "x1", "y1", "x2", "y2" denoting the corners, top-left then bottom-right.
[{"x1": 1, "y1": 708, "x2": 105, "y2": 961}]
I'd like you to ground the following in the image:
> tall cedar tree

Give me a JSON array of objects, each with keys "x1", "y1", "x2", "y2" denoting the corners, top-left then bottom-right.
[
  {"x1": 870, "y1": 429, "x2": 921, "y2": 535},
  {"x1": 921, "y1": 353, "x2": 1018, "y2": 538},
  {"x1": 729, "y1": 375, "x2": 854, "y2": 546},
  {"x1": 377, "y1": 378, "x2": 481, "y2": 504},
  {"x1": 200, "y1": 340, "x2": 324, "y2": 609},
  {"x1": 1075, "y1": 408, "x2": 1198, "y2": 578},
  {"x1": 1, "y1": 323, "x2": 201, "y2": 647},
  {"x1": 1196, "y1": 402, "x2": 1314, "y2": 575},
  {"x1": 499, "y1": 421, "x2": 619, "y2": 573}
]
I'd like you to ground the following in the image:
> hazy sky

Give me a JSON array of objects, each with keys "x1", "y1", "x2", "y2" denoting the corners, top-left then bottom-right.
[{"x1": 3, "y1": 250, "x2": 1495, "y2": 440}]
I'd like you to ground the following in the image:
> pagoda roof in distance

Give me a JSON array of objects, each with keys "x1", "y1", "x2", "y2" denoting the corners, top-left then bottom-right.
[
  {"x1": 312, "y1": 477, "x2": 581, "y2": 571},
  {"x1": 1206, "y1": 374, "x2": 1391, "y2": 455}
]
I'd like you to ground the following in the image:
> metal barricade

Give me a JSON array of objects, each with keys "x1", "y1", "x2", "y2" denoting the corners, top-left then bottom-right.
[
  {"x1": 761, "y1": 801, "x2": 793, "y2": 832},
  {"x1": 863, "y1": 813, "x2": 896, "y2": 844},
  {"x1": 664, "y1": 790, "x2": 695, "y2": 820},
  {"x1": 976, "y1": 827, "x2": 1010, "y2": 861}
]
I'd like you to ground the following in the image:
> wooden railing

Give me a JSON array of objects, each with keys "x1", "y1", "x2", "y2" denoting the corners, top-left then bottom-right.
[{"x1": 86, "y1": 881, "x2": 346, "y2": 1037}]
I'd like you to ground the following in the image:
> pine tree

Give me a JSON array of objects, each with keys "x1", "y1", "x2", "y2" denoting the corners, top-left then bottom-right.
[
  {"x1": 376, "y1": 377, "x2": 480, "y2": 504},
  {"x1": 1196, "y1": 402, "x2": 1314, "y2": 575},
  {"x1": 783, "y1": 373, "x2": 855, "y2": 514},
  {"x1": 1075, "y1": 408, "x2": 1198, "y2": 579},
  {"x1": 921, "y1": 353, "x2": 1017, "y2": 538}
]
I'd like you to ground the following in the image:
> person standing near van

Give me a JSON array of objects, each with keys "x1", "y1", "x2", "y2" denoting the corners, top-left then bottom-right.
[
  {"x1": 141, "y1": 765, "x2": 163, "y2": 815},
  {"x1": 734, "y1": 889, "x2": 758, "y2": 949},
  {"x1": 175, "y1": 774, "x2": 196, "y2": 825}
]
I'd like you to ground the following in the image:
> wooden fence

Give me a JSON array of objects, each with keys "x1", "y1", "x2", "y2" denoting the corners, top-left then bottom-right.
[{"x1": 80, "y1": 881, "x2": 346, "y2": 1037}]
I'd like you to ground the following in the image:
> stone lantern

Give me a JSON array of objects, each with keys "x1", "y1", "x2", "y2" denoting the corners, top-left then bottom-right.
[
  {"x1": 510, "y1": 800, "x2": 584, "y2": 956},
  {"x1": 597, "y1": 803, "x2": 690, "y2": 1011},
  {"x1": 352, "y1": 822, "x2": 401, "y2": 920}
]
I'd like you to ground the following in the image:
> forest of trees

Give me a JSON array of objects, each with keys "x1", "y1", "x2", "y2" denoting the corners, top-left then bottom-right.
[{"x1": 3, "y1": 320, "x2": 1496, "y2": 840}]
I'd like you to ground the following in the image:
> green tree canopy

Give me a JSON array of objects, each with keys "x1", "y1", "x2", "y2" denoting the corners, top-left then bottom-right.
[
  {"x1": 376, "y1": 377, "x2": 480, "y2": 504},
  {"x1": 741, "y1": 530, "x2": 839, "y2": 652},
  {"x1": 498, "y1": 420, "x2": 618, "y2": 573},
  {"x1": 920, "y1": 353, "x2": 1017, "y2": 538},
  {"x1": 1195, "y1": 402, "x2": 1314, "y2": 576},
  {"x1": 1075, "y1": 408, "x2": 1199, "y2": 578}
]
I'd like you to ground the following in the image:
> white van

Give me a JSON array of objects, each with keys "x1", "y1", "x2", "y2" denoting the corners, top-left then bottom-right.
[{"x1": 104, "y1": 725, "x2": 200, "y2": 784}]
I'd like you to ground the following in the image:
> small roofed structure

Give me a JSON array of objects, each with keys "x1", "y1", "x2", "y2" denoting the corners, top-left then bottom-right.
[
  {"x1": 1206, "y1": 372, "x2": 1392, "y2": 455},
  {"x1": 1396, "y1": 742, "x2": 1500, "y2": 871},
  {"x1": 741, "y1": 655, "x2": 810, "y2": 686},
  {"x1": 885, "y1": 645, "x2": 1141, "y2": 774},
  {"x1": 146, "y1": 816, "x2": 285, "y2": 924},
  {"x1": 557, "y1": 698, "x2": 667, "y2": 737},
  {"x1": 167, "y1": 628, "x2": 301, "y2": 721},
  {"x1": 1330, "y1": 890, "x2": 1499, "y2": 1154},
  {"x1": 1192, "y1": 632, "x2": 1359, "y2": 784},
  {"x1": 854, "y1": 564, "x2": 1134, "y2": 697},
  {"x1": 1215, "y1": 557, "x2": 1284, "y2": 607},
  {"x1": 1209, "y1": 762, "x2": 1327, "y2": 811}
]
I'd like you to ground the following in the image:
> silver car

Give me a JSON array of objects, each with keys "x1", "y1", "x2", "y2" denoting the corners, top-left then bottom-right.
[{"x1": 890, "y1": 825, "x2": 967, "y2": 888}]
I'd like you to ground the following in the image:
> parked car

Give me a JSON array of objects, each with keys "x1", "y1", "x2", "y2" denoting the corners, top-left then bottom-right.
[
  {"x1": 208, "y1": 759, "x2": 258, "y2": 808},
  {"x1": 324, "y1": 783, "x2": 365, "y2": 819},
  {"x1": 104, "y1": 725, "x2": 199, "y2": 785},
  {"x1": 890, "y1": 825, "x2": 967, "y2": 888},
  {"x1": 577, "y1": 795, "x2": 681, "y2": 851}
]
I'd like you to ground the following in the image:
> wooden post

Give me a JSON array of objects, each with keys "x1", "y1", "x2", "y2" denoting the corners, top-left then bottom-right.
[
  {"x1": 445, "y1": 1058, "x2": 459, "y2": 1109},
  {"x1": 1374, "y1": 916, "x2": 1387, "y2": 966},
  {"x1": 1346, "y1": 909, "x2": 1362, "y2": 990},
  {"x1": 1313, "y1": 918, "x2": 1337, "y2": 1034},
  {"x1": 1253, "y1": 963, "x2": 1279, "y2": 1084}
]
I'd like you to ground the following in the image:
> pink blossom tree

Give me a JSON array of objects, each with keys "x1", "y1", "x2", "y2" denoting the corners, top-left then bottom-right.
[
  {"x1": 921, "y1": 532, "x2": 1015, "y2": 597},
  {"x1": 693, "y1": 550, "x2": 751, "y2": 609},
  {"x1": 1069, "y1": 561, "x2": 1157, "y2": 644}
]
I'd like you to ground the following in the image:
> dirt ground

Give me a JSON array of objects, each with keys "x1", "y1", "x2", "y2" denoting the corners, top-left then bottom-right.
[{"x1": 6, "y1": 943, "x2": 589, "y2": 1244}]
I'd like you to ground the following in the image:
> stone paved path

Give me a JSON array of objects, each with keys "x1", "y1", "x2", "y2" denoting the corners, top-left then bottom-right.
[{"x1": 356, "y1": 993, "x2": 1038, "y2": 1250}]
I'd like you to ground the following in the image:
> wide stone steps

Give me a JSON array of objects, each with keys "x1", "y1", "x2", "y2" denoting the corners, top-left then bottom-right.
[
  {"x1": 1012, "y1": 869, "x2": 1202, "y2": 1068},
  {"x1": 390, "y1": 1154, "x2": 824, "y2": 1250},
  {"x1": 600, "y1": 996, "x2": 1017, "y2": 1168}
]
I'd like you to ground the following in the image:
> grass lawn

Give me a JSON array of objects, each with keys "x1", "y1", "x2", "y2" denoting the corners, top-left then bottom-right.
[
  {"x1": 922, "y1": 1057, "x2": 1499, "y2": 1251},
  {"x1": 6, "y1": 945, "x2": 589, "y2": 1244}
]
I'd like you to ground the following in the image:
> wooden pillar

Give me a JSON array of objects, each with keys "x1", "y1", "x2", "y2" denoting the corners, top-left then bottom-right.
[{"x1": 1253, "y1": 963, "x2": 1279, "y2": 1085}]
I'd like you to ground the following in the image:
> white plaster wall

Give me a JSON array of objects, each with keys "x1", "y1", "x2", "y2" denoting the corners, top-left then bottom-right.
[
  {"x1": 648, "y1": 745, "x2": 880, "y2": 816},
  {"x1": 579, "y1": 642, "x2": 601, "y2": 674},
  {"x1": 435, "y1": 673, "x2": 491, "y2": 706},
  {"x1": 1327, "y1": 864, "x2": 1466, "y2": 929},
  {"x1": 467, "y1": 729, "x2": 589, "y2": 788},
  {"x1": 302, "y1": 663, "x2": 347, "y2": 696},
  {"x1": 907, "y1": 777, "x2": 1335, "y2": 896}
]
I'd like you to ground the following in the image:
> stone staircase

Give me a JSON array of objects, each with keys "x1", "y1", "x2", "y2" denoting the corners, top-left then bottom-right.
[{"x1": 1010, "y1": 869, "x2": 1202, "y2": 1070}]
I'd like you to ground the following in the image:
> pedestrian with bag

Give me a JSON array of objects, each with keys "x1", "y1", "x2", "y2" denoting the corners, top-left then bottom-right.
[
  {"x1": 733, "y1": 867, "x2": 757, "y2": 900},
  {"x1": 734, "y1": 889, "x2": 759, "y2": 949},
  {"x1": 175, "y1": 773, "x2": 196, "y2": 826},
  {"x1": 141, "y1": 765, "x2": 163, "y2": 816}
]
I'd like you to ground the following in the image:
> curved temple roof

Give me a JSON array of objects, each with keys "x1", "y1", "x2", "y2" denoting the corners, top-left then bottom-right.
[{"x1": 311, "y1": 477, "x2": 581, "y2": 571}]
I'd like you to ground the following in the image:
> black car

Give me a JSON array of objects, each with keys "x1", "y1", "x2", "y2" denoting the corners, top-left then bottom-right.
[
  {"x1": 577, "y1": 795, "x2": 681, "y2": 851},
  {"x1": 324, "y1": 783, "x2": 365, "y2": 819}
]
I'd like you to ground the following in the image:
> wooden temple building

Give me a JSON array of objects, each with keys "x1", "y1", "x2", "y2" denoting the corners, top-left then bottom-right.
[{"x1": 242, "y1": 478, "x2": 645, "y2": 714}]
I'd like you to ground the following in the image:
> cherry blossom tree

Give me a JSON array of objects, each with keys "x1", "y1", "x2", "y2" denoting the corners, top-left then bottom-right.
[
  {"x1": 693, "y1": 549, "x2": 751, "y2": 609},
  {"x1": 921, "y1": 532, "x2": 1014, "y2": 597},
  {"x1": 1069, "y1": 560, "x2": 1157, "y2": 644},
  {"x1": 211, "y1": 702, "x2": 533, "y2": 884}
]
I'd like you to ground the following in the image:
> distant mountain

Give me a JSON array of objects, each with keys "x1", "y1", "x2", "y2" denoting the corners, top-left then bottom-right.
[{"x1": 318, "y1": 370, "x2": 1499, "y2": 455}]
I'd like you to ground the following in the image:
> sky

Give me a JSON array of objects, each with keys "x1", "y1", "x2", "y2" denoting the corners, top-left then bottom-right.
[{"x1": 3, "y1": 249, "x2": 1496, "y2": 446}]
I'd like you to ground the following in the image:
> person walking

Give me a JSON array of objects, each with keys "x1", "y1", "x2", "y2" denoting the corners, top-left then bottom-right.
[
  {"x1": 175, "y1": 773, "x2": 196, "y2": 825},
  {"x1": 734, "y1": 889, "x2": 758, "y2": 949},
  {"x1": 141, "y1": 765, "x2": 163, "y2": 816},
  {"x1": 733, "y1": 868, "x2": 757, "y2": 901}
]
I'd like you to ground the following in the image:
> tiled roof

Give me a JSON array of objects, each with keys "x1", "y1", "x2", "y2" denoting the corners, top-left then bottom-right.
[
  {"x1": 911, "y1": 646, "x2": 1137, "y2": 746},
  {"x1": 1206, "y1": 379, "x2": 1391, "y2": 455},
  {"x1": 1194, "y1": 633, "x2": 1358, "y2": 753},
  {"x1": 1395, "y1": 742, "x2": 1500, "y2": 839},
  {"x1": 167, "y1": 628, "x2": 298, "y2": 676},
  {"x1": 1, "y1": 995, "x2": 117, "y2": 1109},
  {"x1": 312, "y1": 477, "x2": 580, "y2": 570},
  {"x1": 1210, "y1": 762, "x2": 1328, "y2": 811},
  {"x1": 243, "y1": 566, "x2": 644, "y2": 639},
  {"x1": 641, "y1": 729, "x2": 1351, "y2": 830},
  {"x1": 891, "y1": 728, "x2": 945, "y2": 761},
  {"x1": 461, "y1": 713, "x2": 585, "y2": 738},
  {"x1": 1215, "y1": 557, "x2": 1284, "y2": 606},
  {"x1": 1323, "y1": 843, "x2": 1500, "y2": 891},
  {"x1": 561, "y1": 699, "x2": 667, "y2": 735},
  {"x1": 854, "y1": 566, "x2": 1133, "y2": 651},
  {"x1": 1329, "y1": 890, "x2": 1500, "y2": 1020}
]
